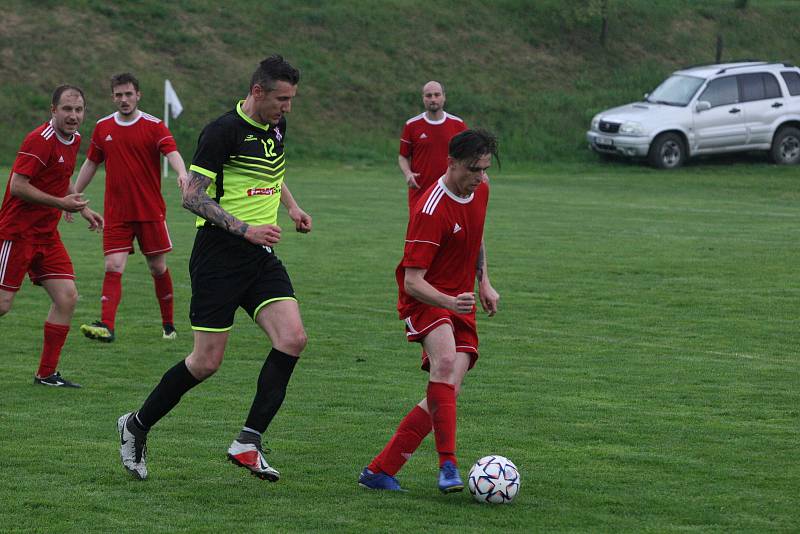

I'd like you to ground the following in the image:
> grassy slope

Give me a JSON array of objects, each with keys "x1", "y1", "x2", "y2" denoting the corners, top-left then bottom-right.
[{"x1": 2, "y1": 0, "x2": 800, "y2": 165}]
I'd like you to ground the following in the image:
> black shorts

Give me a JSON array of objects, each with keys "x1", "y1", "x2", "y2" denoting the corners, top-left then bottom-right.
[{"x1": 189, "y1": 225, "x2": 295, "y2": 331}]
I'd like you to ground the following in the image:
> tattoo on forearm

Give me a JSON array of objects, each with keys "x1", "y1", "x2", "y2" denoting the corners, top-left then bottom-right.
[
  {"x1": 182, "y1": 171, "x2": 249, "y2": 237},
  {"x1": 476, "y1": 243, "x2": 485, "y2": 282}
]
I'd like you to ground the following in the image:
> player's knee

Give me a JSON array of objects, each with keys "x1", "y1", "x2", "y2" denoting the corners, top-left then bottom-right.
[
  {"x1": 0, "y1": 298, "x2": 12, "y2": 316},
  {"x1": 104, "y1": 259, "x2": 125, "y2": 272},
  {"x1": 186, "y1": 351, "x2": 223, "y2": 379},
  {"x1": 432, "y1": 352, "x2": 457, "y2": 377},
  {"x1": 275, "y1": 327, "x2": 307, "y2": 356},
  {"x1": 55, "y1": 287, "x2": 79, "y2": 313},
  {"x1": 146, "y1": 259, "x2": 167, "y2": 276},
  {"x1": 192, "y1": 362, "x2": 219, "y2": 380}
]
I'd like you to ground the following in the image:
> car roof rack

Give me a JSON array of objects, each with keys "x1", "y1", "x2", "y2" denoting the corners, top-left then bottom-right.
[
  {"x1": 716, "y1": 61, "x2": 768, "y2": 74},
  {"x1": 679, "y1": 60, "x2": 764, "y2": 72}
]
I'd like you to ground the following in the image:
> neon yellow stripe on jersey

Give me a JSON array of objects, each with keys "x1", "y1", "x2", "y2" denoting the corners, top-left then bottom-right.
[
  {"x1": 195, "y1": 165, "x2": 284, "y2": 228},
  {"x1": 189, "y1": 164, "x2": 217, "y2": 179},
  {"x1": 230, "y1": 156, "x2": 286, "y2": 173},
  {"x1": 236, "y1": 101, "x2": 269, "y2": 131},
  {"x1": 194, "y1": 101, "x2": 287, "y2": 228}
]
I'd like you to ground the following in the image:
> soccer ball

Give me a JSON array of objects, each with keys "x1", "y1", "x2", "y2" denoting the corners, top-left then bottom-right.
[{"x1": 467, "y1": 455, "x2": 520, "y2": 504}]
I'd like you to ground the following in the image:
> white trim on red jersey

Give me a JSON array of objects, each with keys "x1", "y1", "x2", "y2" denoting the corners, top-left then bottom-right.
[
  {"x1": 0, "y1": 240, "x2": 12, "y2": 286},
  {"x1": 45, "y1": 120, "x2": 79, "y2": 145},
  {"x1": 422, "y1": 178, "x2": 474, "y2": 216},
  {"x1": 405, "y1": 238, "x2": 441, "y2": 247},
  {"x1": 113, "y1": 110, "x2": 142, "y2": 126},
  {"x1": 141, "y1": 112, "x2": 162, "y2": 123},
  {"x1": 96, "y1": 112, "x2": 116, "y2": 124},
  {"x1": 41, "y1": 124, "x2": 55, "y2": 140},
  {"x1": 17, "y1": 151, "x2": 46, "y2": 166},
  {"x1": 404, "y1": 111, "x2": 465, "y2": 126}
]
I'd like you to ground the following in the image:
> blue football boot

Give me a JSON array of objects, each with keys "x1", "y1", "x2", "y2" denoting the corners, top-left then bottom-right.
[
  {"x1": 358, "y1": 467, "x2": 405, "y2": 491},
  {"x1": 438, "y1": 460, "x2": 464, "y2": 493}
]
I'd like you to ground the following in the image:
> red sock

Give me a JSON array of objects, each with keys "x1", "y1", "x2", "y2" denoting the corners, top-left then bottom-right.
[
  {"x1": 100, "y1": 271, "x2": 123, "y2": 330},
  {"x1": 37, "y1": 322, "x2": 70, "y2": 378},
  {"x1": 368, "y1": 404, "x2": 432, "y2": 476},
  {"x1": 152, "y1": 269, "x2": 174, "y2": 326},
  {"x1": 427, "y1": 381, "x2": 458, "y2": 467}
]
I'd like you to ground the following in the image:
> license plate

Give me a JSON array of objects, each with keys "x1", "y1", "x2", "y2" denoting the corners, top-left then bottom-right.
[{"x1": 596, "y1": 136, "x2": 614, "y2": 146}]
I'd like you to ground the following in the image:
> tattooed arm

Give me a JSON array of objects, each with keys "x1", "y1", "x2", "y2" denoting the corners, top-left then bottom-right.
[
  {"x1": 182, "y1": 170, "x2": 281, "y2": 246},
  {"x1": 476, "y1": 238, "x2": 500, "y2": 316}
]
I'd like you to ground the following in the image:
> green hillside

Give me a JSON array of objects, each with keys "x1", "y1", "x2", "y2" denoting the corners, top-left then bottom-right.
[{"x1": 2, "y1": 0, "x2": 799, "y2": 165}]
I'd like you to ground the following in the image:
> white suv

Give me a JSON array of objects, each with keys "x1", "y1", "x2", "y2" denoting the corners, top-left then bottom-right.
[{"x1": 586, "y1": 61, "x2": 800, "y2": 168}]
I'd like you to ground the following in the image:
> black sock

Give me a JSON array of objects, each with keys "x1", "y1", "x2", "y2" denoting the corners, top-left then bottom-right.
[
  {"x1": 136, "y1": 359, "x2": 202, "y2": 430},
  {"x1": 244, "y1": 348, "x2": 299, "y2": 434}
]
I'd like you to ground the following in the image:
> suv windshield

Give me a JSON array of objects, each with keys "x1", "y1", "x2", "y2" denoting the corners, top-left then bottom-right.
[{"x1": 646, "y1": 75, "x2": 705, "y2": 106}]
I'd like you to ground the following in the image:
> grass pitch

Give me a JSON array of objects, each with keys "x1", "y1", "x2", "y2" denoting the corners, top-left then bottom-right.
[{"x1": 1, "y1": 158, "x2": 798, "y2": 532}]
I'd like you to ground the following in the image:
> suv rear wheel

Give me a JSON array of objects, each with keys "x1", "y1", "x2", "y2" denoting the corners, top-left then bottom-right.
[
  {"x1": 648, "y1": 133, "x2": 686, "y2": 169},
  {"x1": 770, "y1": 126, "x2": 800, "y2": 164}
]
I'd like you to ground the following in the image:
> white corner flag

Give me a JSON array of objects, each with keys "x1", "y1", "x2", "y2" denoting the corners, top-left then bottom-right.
[
  {"x1": 164, "y1": 79, "x2": 183, "y2": 118},
  {"x1": 163, "y1": 80, "x2": 183, "y2": 178}
]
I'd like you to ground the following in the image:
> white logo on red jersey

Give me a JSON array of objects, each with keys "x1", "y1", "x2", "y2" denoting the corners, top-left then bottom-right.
[
  {"x1": 105, "y1": 134, "x2": 113, "y2": 141},
  {"x1": 420, "y1": 133, "x2": 428, "y2": 139},
  {"x1": 453, "y1": 223, "x2": 462, "y2": 234},
  {"x1": 58, "y1": 156, "x2": 64, "y2": 163}
]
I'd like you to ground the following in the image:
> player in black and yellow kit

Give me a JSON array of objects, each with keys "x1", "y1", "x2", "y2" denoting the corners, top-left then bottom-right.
[{"x1": 116, "y1": 55, "x2": 312, "y2": 481}]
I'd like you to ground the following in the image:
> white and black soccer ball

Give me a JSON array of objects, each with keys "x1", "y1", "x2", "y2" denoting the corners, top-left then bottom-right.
[{"x1": 468, "y1": 455, "x2": 520, "y2": 504}]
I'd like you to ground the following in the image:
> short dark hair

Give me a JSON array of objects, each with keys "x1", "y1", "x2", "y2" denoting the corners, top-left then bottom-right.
[
  {"x1": 449, "y1": 129, "x2": 500, "y2": 168},
  {"x1": 110, "y1": 72, "x2": 140, "y2": 92},
  {"x1": 250, "y1": 55, "x2": 300, "y2": 92},
  {"x1": 52, "y1": 85, "x2": 85, "y2": 107}
]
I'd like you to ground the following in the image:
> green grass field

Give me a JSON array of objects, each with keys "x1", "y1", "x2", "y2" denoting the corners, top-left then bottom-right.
[{"x1": 1, "y1": 158, "x2": 799, "y2": 532}]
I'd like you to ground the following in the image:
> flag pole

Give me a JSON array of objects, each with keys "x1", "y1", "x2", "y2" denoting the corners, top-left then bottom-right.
[{"x1": 162, "y1": 79, "x2": 169, "y2": 179}]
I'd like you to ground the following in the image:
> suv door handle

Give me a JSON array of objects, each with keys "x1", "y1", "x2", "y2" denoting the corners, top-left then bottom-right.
[
  {"x1": 729, "y1": 108, "x2": 741, "y2": 114},
  {"x1": 772, "y1": 102, "x2": 784, "y2": 108}
]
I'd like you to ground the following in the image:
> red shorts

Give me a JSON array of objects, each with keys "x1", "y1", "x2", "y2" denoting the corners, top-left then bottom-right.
[
  {"x1": 0, "y1": 239, "x2": 75, "y2": 291},
  {"x1": 402, "y1": 305, "x2": 479, "y2": 371},
  {"x1": 103, "y1": 220, "x2": 173, "y2": 256}
]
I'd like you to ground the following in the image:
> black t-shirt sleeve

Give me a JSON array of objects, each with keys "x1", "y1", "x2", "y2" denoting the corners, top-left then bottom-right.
[{"x1": 190, "y1": 117, "x2": 234, "y2": 179}]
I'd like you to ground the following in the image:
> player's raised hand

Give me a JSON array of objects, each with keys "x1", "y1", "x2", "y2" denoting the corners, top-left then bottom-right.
[
  {"x1": 80, "y1": 207, "x2": 104, "y2": 232},
  {"x1": 453, "y1": 292, "x2": 476, "y2": 314},
  {"x1": 288, "y1": 206, "x2": 312, "y2": 233},
  {"x1": 60, "y1": 193, "x2": 89, "y2": 213},
  {"x1": 245, "y1": 223, "x2": 282, "y2": 247}
]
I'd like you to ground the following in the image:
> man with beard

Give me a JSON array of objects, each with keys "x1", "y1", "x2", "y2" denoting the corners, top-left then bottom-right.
[
  {"x1": 398, "y1": 81, "x2": 467, "y2": 214},
  {"x1": 0, "y1": 85, "x2": 103, "y2": 387},
  {"x1": 75, "y1": 73, "x2": 188, "y2": 343}
]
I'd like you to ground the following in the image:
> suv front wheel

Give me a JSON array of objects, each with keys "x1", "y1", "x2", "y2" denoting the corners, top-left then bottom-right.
[
  {"x1": 648, "y1": 133, "x2": 686, "y2": 169},
  {"x1": 770, "y1": 126, "x2": 800, "y2": 164}
]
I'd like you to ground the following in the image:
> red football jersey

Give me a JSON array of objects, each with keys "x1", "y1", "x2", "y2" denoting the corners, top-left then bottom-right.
[
  {"x1": 0, "y1": 121, "x2": 81, "y2": 243},
  {"x1": 399, "y1": 113, "x2": 467, "y2": 209},
  {"x1": 396, "y1": 177, "x2": 489, "y2": 317},
  {"x1": 87, "y1": 110, "x2": 177, "y2": 222}
]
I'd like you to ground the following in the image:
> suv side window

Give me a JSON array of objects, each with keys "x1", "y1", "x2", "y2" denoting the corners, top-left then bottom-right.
[
  {"x1": 763, "y1": 73, "x2": 782, "y2": 99},
  {"x1": 739, "y1": 73, "x2": 765, "y2": 101},
  {"x1": 739, "y1": 72, "x2": 782, "y2": 101},
  {"x1": 781, "y1": 71, "x2": 800, "y2": 96},
  {"x1": 699, "y1": 76, "x2": 739, "y2": 107}
]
